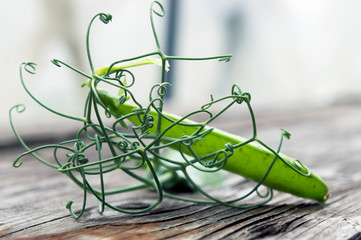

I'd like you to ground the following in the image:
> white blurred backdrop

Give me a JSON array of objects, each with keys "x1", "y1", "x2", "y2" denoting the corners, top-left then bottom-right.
[{"x1": 2, "y1": 0, "x2": 361, "y2": 139}]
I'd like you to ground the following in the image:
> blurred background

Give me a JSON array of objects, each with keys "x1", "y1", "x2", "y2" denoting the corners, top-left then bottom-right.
[{"x1": 2, "y1": 0, "x2": 361, "y2": 142}]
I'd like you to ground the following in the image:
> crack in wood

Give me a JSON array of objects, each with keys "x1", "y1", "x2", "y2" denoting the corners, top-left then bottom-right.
[
  {"x1": 0, "y1": 215, "x2": 71, "y2": 239},
  {"x1": 250, "y1": 215, "x2": 307, "y2": 239},
  {"x1": 221, "y1": 206, "x2": 301, "y2": 239}
]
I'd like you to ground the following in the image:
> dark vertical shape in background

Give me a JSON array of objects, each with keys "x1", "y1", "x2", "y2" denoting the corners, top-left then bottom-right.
[{"x1": 164, "y1": 0, "x2": 179, "y2": 100}]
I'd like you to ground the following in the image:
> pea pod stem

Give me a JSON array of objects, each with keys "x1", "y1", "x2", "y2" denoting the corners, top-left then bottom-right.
[{"x1": 96, "y1": 88, "x2": 329, "y2": 203}]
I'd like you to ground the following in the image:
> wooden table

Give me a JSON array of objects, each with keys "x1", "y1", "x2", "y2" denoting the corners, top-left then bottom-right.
[{"x1": 1, "y1": 104, "x2": 361, "y2": 239}]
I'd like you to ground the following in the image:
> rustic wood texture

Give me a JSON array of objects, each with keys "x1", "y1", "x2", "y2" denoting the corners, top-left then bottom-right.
[{"x1": 1, "y1": 104, "x2": 361, "y2": 239}]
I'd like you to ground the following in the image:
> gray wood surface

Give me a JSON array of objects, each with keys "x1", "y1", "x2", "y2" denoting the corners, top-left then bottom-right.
[{"x1": 1, "y1": 104, "x2": 361, "y2": 239}]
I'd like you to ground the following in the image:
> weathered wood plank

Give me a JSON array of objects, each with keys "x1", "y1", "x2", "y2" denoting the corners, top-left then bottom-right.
[{"x1": 1, "y1": 104, "x2": 361, "y2": 239}]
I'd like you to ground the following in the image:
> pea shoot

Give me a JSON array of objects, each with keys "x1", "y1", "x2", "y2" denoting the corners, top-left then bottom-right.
[{"x1": 10, "y1": 1, "x2": 328, "y2": 219}]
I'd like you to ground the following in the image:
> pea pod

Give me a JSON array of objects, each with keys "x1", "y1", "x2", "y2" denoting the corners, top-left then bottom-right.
[{"x1": 97, "y1": 88, "x2": 329, "y2": 203}]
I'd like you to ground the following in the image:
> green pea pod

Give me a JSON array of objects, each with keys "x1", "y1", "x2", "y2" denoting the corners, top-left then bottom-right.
[{"x1": 97, "y1": 89, "x2": 329, "y2": 203}]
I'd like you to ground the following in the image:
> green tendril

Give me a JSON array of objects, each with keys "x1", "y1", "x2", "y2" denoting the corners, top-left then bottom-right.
[
  {"x1": 19, "y1": 62, "x2": 87, "y2": 122},
  {"x1": 9, "y1": 1, "x2": 320, "y2": 219}
]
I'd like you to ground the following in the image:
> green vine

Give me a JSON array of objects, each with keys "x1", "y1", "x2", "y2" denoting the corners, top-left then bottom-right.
[{"x1": 9, "y1": 1, "x2": 327, "y2": 219}]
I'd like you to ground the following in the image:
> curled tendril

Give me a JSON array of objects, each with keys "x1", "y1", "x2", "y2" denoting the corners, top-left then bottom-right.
[
  {"x1": 151, "y1": 1, "x2": 165, "y2": 17},
  {"x1": 19, "y1": 62, "x2": 86, "y2": 122},
  {"x1": 231, "y1": 84, "x2": 251, "y2": 104},
  {"x1": 218, "y1": 56, "x2": 232, "y2": 62},
  {"x1": 117, "y1": 140, "x2": 129, "y2": 151},
  {"x1": 114, "y1": 69, "x2": 135, "y2": 88},
  {"x1": 281, "y1": 128, "x2": 292, "y2": 139},
  {"x1": 13, "y1": 156, "x2": 23, "y2": 168},
  {"x1": 24, "y1": 62, "x2": 37, "y2": 74},
  {"x1": 9, "y1": 0, "x2": 310, "y2": 219},
  {"x1": 51, "y1": 59, "x2": 62, "y2": 67},
  {"x1": 86, "y1": 13, "x2": 113, "y2": 74},
  {"x1": 292, "y1": 159, "x2": 311, "y2": 176},
  {"x1": 51, "y1": 59, "x2": 92, "y2": 79},
  {"x1": 99, "y1": 13, "x2": 112, "y2": 24},
  {"x1": 11, "y1": 104, "x2": 26, "y2": 114},
  {"x1": 131, "y1": 141, "x2": 140, "y2": 150},
  {"x1": 149, "y1": 82, "x2": 170, "y2": 100},
  {"x1": 157, "y1": 83, "x2": 168, "y2": 97},
  {"x1": 145, "y1": 115, "x2": 155, "y2": 129},
  {"x1": 118, "y1": 95, "x2": 127, "y2": 105},
  {"x1": 150, "y1": 1, "x2": 165, "y2": 51}
]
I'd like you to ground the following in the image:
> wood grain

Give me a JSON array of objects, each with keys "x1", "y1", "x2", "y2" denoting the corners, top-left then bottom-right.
[{"x1": 1, "y1": 104, "x2": 361, "y2": 239}]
